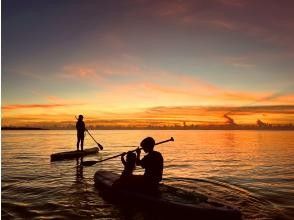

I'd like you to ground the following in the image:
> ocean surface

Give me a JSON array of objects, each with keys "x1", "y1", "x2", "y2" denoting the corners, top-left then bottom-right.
[{"x1": 2, "y1": 130, "x2": 294, "y2": 219}]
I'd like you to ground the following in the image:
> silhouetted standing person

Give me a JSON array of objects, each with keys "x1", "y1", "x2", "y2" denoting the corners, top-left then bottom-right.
[{"x1": 76, "y1": 115, "x2": 85, "y2": 151}]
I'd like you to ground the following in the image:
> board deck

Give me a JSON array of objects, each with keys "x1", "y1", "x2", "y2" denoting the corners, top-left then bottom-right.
[{"x1": 50, "y1": 147, "x2": 98, "y2": 161}]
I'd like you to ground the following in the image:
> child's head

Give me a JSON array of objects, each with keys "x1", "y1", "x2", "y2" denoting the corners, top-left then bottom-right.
[
  {"x1": 126, "y1": 151, "x2": 136, "y2": 163},
  {"x1": 121, "y1": 151, "x2": 136, "y2": 176}
]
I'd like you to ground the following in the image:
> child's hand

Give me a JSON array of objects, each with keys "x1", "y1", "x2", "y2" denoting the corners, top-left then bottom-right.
[{"x1": 136, "y1": 147, "x2": 141, "y2": 154}]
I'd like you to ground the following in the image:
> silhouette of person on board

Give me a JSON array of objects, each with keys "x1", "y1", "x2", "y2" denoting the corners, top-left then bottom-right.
[
  {"x1": 112, "y1": 151, "x2": 137, "y2": 189},
  {"x1": 76, "y1": 115, "x2": 86, "y2": 151},
  {"x1": 121, "y1": 151, "x2": 137, "y2": 177},
  {"x1": 136, "y1": 137, "x2": 163, "y2": 191}
]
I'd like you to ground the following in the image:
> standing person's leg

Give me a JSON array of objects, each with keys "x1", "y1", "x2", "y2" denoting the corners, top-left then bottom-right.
[
  {"x1": 77, "y1": 135, "x2": 81, "y2": 151},
  {"x1": 81, "y1": 135, "x2": 84, "y2": 151}
]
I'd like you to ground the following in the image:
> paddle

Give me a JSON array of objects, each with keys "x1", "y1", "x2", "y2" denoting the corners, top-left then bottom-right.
[
  {"x1": 86, "y1": 129, "x2": 103, "y2": 150},
  {"x1": 81, "y1": 137, "x2": 174, "y2": 166},
  {"x1": 75, "y1": 116, "x2": 103, "y2": 150}
]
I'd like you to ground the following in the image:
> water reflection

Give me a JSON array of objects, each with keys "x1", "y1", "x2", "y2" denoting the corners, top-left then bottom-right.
[{"x1": 75, "y1": 157, "x2": 84, "y2": 183}]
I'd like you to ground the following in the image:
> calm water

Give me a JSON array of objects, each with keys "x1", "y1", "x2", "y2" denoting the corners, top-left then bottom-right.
[{"x1": 2, "y1": 130, "x2": 294, "y2": 219}]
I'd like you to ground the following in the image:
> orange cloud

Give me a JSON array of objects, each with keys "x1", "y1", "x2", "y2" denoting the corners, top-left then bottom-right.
[
  {"x1": 60, "y1": 60, "x2": 145, "y2": 82},
  {"x1": 98, "y1": 76, "x2": 289, "y2": 108},
  {"x1": 62, "y1": 65, "x2": 98, "y2": 79},
  {"x1": 46, "y1": 96, "x2": 68, "y2": 103},
  {"x1": 2, "y1": 103, "x2": 75, "y2": 110}
]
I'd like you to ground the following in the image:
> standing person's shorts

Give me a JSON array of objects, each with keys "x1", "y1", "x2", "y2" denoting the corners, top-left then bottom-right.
[{"x1": 77, "y1": 132, "x2": 85, "y2": 139}]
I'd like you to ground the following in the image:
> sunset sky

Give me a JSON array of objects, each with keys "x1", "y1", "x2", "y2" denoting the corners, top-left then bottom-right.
[{"x1": 2, "y1": 0, "x2": 294, "y2": 128}]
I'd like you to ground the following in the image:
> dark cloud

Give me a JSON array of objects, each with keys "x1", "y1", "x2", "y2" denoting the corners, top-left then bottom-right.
[{"x1": 146, "y1": 105, "x2": 294, "y2": 115}]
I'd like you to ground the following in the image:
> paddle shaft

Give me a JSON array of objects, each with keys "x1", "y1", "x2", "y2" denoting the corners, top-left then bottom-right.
[
  {"x1": 86, "y1": 129, "x2": 103, "y2": 150},
  {"x1": 85, "y1": 137, "x2": 174, "y2": 164},
  {"x1": 75, "y1": 116, "x2": 103, "y2": 150}
]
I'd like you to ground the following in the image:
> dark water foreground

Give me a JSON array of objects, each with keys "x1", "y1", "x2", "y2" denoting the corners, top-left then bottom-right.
[{"x1": 2, "y1": 130, "x2": 294, "y2": 219}]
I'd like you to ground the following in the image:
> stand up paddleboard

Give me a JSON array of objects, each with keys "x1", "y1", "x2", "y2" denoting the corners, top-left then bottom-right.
[
  {"x1": 50, "y1": 147, "x2": 99, "y2": 161},
  {"x1": 94, "y1": 170, "x2": 242, "y2": 220}
]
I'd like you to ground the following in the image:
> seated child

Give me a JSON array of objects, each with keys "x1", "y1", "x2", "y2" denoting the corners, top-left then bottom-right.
[
  {"x1": 121, "y1": 151, "x2": 136, "y2": 177},
  {"x1": 112, "y1": 151, "x2": 136, "y2": 189}
]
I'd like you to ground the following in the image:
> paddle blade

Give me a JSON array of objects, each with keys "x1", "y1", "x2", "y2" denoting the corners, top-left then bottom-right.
[
  {"x1": 81, "y1": 160, "x2": 98, "y2": 166},
  {"x1": 98, "y1": 144, "x2": 103, "y2": 150}
]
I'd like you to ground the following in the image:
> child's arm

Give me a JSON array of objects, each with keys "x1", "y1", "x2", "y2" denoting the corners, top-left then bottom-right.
[
  {"x1": 121, "y1": 152, "x2": 126, "y2": 166},
  {"x1": 136, "y1": 148, "x2": 142, "y2": 166}
]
